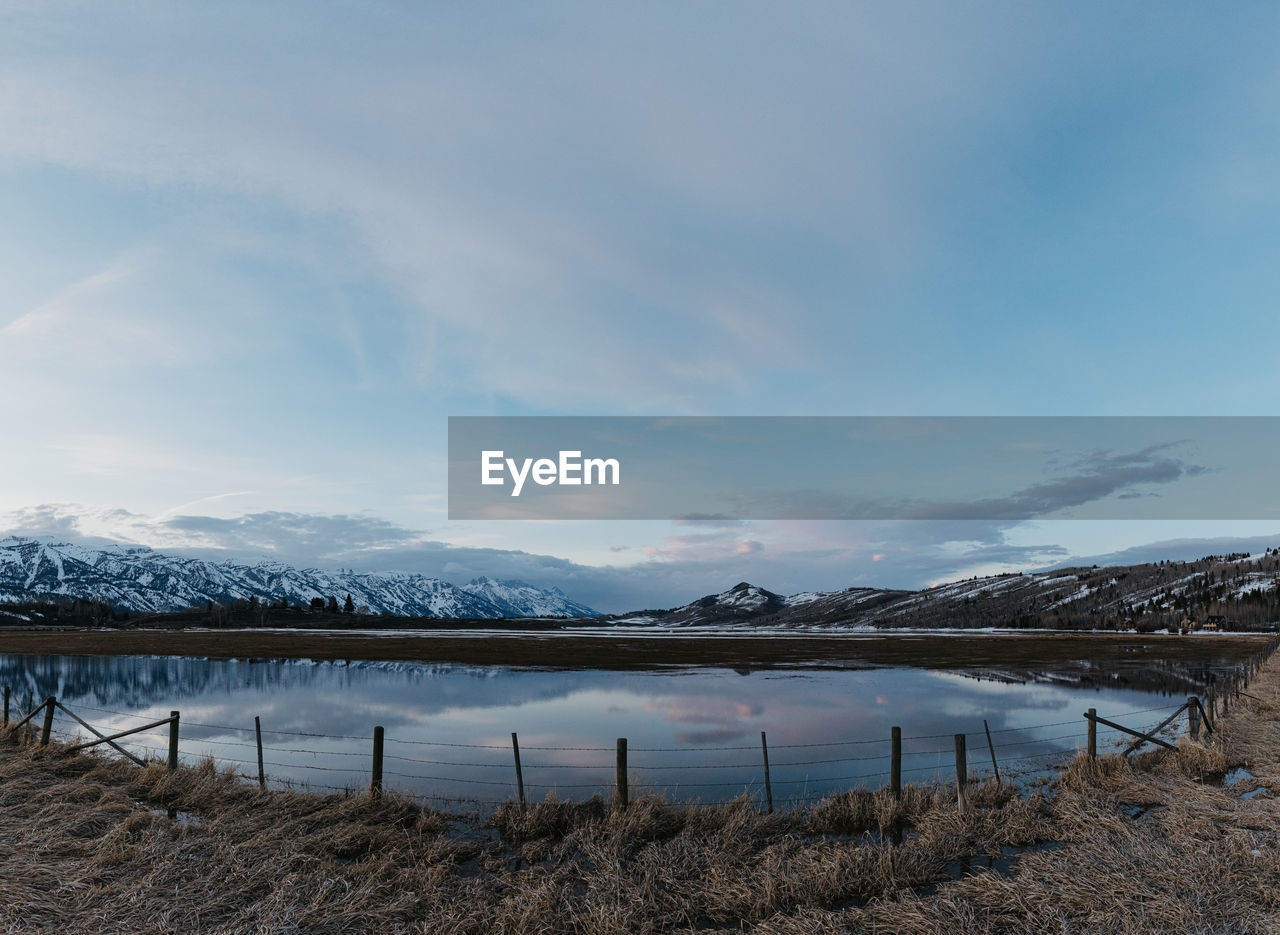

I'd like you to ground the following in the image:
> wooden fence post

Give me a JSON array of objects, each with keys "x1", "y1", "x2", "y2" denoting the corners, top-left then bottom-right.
[
  {"x1": 1188, "y1": 696, "x2": 1200, "y2": 741},
  {"x1": 254, "y1": 716, "x2": 266, "y2": 789},
  {"x1": 168, "y1": 711, "x2": 179, "y2": 770},
  {"x1": 3, "y1": 686, "x2": 8, "y2": 727},
  {"x1": 954, "y1": 733, "x2": 968, "y2": 814},
  {"x1": 761, "y1": 731, "x2": 773, "y2": 814},
  {"x1": 512, "y1": 732, "x2": 526, "y2": 812},
  {"x1": 983, "y1": 719, "x2": 1001, "y2": 785},
  {"x1": 1206, "y1": 681, "x2": 1216, "y2": 725},
  {"x1": 615, "y1": 738, "x2": 628, "y2": 811},
  {"x1": 371, "y1": 726, "x2": 384, "y2": 797},
  {"x1": 891, "y1": 726, "x2": 902, "y2": 800},
  {"x1": 40, "y1": 697, "x2": 55, "y2": 745}
]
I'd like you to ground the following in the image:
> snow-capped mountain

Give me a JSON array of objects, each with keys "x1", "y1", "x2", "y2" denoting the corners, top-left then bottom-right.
[
  {"x1": 606, "y1": 550, "x2": 1280, "y2": 630},
  {"x1": 0, "y1": 537, "x2": 600, "y2": 618},
  {"x1": 460, "y1": 576, "x2": 599, "y2": 618},
  {"x1": 611, "y1": 582, "x2": 788, "y2": 627}
]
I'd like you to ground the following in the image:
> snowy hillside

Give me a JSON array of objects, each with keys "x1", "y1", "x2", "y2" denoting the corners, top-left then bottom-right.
[
  {"x1": 605, "y1": 550, "x2": 1280, "y2": 631},
  {"x1": 0, "y1": 537, "x2": 599, "y2": 618},
  {"x1": 460, "y1": 577, "x2": 599, "y2": 617}
]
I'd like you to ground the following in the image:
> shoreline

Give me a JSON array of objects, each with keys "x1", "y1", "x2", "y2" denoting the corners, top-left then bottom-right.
[{"x1": 0, "y1": 627, "x2": 1270, "y2": 669}]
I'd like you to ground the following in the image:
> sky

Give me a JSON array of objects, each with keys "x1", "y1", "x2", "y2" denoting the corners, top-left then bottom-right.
[{"x1": 2, "y1": 2, "x2": 1279, "y2": 612}]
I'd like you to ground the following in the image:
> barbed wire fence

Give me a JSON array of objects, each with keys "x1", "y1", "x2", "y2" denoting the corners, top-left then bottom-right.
[
  {"x1": 5, "y1": 634, "x2": 1275, "y2": 812},
  {"x1": 1, "y1": 693, "x2": 1200, "y2": 811}
]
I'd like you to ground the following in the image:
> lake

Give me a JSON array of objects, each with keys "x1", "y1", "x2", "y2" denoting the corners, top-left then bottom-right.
[{"x1": 0, "y1": 632, "x2": 1255, "y2": 809}]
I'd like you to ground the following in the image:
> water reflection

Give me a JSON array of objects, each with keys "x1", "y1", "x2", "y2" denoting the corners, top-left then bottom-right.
[{"x1": 0, "y1": 653, "x2": 1216, "y2": 808}]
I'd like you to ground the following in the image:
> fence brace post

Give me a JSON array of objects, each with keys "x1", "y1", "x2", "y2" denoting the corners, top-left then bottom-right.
[
  {"x1": 1088, "y1": 708, "x2": 1097, "y2": 760},
  {"x1": 983, "y1": 719, "x2": 1001, "y2": 785}
]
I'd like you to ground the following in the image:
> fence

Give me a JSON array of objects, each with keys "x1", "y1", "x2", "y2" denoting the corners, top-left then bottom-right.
[{"x1": 3, "y1": 636, "x2": 1276, "y2": 814}]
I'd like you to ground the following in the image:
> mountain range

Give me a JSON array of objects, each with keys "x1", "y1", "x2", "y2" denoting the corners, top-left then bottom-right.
[
  {"x1": 0, "y1": 536, "x2": 599, "y2": 618},
  {"x1": 3, "y1": 535, "x2": 1278, "y2": 630},
  {"x1": 605, "y1": 550, "x2": 1280, "y2": 630}
]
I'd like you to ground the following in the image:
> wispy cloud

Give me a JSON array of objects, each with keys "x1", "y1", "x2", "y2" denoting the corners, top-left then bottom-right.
[
  {"x1": 3, "y1": 3, "x2": 1187, "y2": 413},
  {"x1": 1, "y1": 259, "x2": 135, "y2": 337}
]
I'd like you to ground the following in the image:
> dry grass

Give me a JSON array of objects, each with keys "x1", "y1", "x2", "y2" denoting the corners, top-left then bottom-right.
[{"x1": 2, "y1": 654, "x2": 1279, "y2": 932}]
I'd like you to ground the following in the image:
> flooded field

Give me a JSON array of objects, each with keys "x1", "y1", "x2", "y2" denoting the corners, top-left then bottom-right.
[{"x1": 0, "y1": 631, "x2": 1261, "y2": 807}]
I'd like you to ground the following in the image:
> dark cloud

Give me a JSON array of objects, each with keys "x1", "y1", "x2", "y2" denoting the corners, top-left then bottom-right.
[
  {"x1": 938, "y1": 444, "x2": 1208, "y2": 521},
  {"x1": 725, "y1": 444, "x2": 1208, "y2": 521}
]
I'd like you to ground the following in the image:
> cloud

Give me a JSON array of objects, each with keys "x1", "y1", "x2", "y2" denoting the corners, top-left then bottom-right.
[
  {"x1": 941, "y1": 444, "x2": 1208, "y2": 521},
  {"x1": 1, "y1": 259, "x2": 135, "y2": 338},
  {"x1": 1055, "y1": 533, "x2": 1280, "y2": 570},
  {"x1": 0, "y1": 3, "x2": 1156, "y2": 414},
  {"x1": 1, "y1": 504, "x2": 86, "y2": 539},
  {"x1": 0, "y1": 503, "x2": 165, "y2": 546},
  {"x1": 725, "y1": 444, "x2": 1208, "y2": 521},
  {"x1": 641, "y1": 530, "x2": 766, "y2": 562},
  {"x1": 157, "y1": 511, "x2": 423, "y2": 562}
]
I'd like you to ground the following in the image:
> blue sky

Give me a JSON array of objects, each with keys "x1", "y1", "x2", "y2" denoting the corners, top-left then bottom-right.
[{"x1": 2, "y1": 2, "x2": 1279, "y2": 611}]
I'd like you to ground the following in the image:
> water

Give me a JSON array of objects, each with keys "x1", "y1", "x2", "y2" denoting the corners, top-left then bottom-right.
[{"x1": 0, "y1": 648, "x2": 1219, "y2": 809}]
